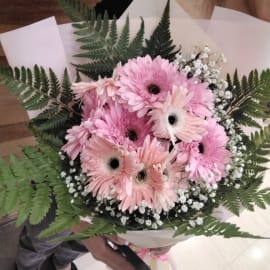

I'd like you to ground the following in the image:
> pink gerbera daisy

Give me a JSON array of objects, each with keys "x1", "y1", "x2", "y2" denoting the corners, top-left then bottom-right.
[
  {"x1": 178, "y1": 73, "x2": 214, "y2": 117},
  {"x1": 93, "y1": 102, "x2": 152, "y2": 149},
  {"x1": 62, "y1": 120, "x2": 92, "y2": 160},
  {"x1": 71, "y1": 82, "x2": 105, "y2": 121},
  {"x1": 117, "y1": 55, "x2": 181, "y2": 117},
  {"x1": 117, "y1": 136, "x2": 168, "y2": 213},
  {"x1": 152, "y1": 151, "x2": 186, "y2": 212},
  {"x1": 149, "y1": 86, "x2": 207, "y2": 143},
  {"x1": 81, "y1": 136, "x2": 140, "y2": 199},
  {"x1": 96, "y1": 77, "x2": 119, "y2": 100},
  {"x1": 177, "y1": 118, "x2": 232, "y2": 183}
]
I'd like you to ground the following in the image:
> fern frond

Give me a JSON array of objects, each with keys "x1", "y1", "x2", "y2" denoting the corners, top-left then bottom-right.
[
  {"x1": 222, "y1": 190, "x2": 241, "y2": 216},
  {"x1": 16, "y1": 183, "x2": 33, "y2": 226},
  {"x1": 49, "y1": 68, "x2": 61, "y2": 98},
  {"x1": 173, "y1": 216, "x2": 267, "y2": 239},
  {"x1": 0, "y1": 66, "x2": 81, "y2": 149},
  {"x1": 127, "y1": 18, "x2": 145, "y2": 58},
  {"x1": 72, "y1": 11, "x2": 144, "y2": 79},
  {"x1": 246, "y1": 125, "x2": 270, "y2": 174},
  {"x1": 143, "y1": 0, "x2": 179, "y2": 61},
  {"x1": 60, "y1": 69, "x2": 73, "y2": 104},
  {"x1": 0, "y1": 145, "x2": 67, "y2": 226},
  {"x1": 29, "y1": 183, "x2": 51, "y2": 225},
  {"x1": 38, "y1": 214, "x2": 80, "y2": 238},
  {"x1": 36, "y1": 110, "x2": 70, "y2": 131},
  {"x1": 57, "y1": 0, "x2": 91, "y2": 22},
  {"x1": 59, "y1": 217, "x2": 126, "y2": 241},
  {"x1": 226, "y1": 69, "x2": 270, "y2": 126}
]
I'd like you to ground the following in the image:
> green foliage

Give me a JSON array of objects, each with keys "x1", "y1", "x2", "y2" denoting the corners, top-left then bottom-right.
[
  {"x1": 226, "y1": 70, "x2": 270, "y2": 128},
  {"x1": 222, "y1": 189, "x2": 241, "y2": 216},
  {"x1": 173, "y1": 216, "x2": 267, "y2": 239},
  {"x1": 143, "y1": 0, "x2": 180, "y2": 61},
  {"x1": 58, "y1": 217, "x2": 126, "y2": 241},
  {"x1": 0, "y1": 66, "x2": 80, "y2": 149},
  {"x1": 73, "y1": 14, "x2": 145, "y2": 79},
  {"x1": 222, "y1": 184, "x2": 270, "y2": 215},
  {"x1": 0, "y1": 147, "x2": 54, "y2": 224},
  {"x1": 244, "y1": 125, "x2": 270, "y2": 183},
  {"x1": 57, "y1": 0, "x2": 91, "y2": 22},
  {"x1": 0, "y1": 145, "x2": 79, "y2": 234},
  {"x1": 39, "y1": 214, "x2": 80, "y2": 238}
]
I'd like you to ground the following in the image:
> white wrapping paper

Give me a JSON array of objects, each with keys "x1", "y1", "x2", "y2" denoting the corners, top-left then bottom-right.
[{"x1": 207, "y1": 7, "x2": 270, "y2": 76}]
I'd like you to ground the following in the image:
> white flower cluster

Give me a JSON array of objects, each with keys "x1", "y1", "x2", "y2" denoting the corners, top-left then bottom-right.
[
  {"x1": 173, "y1": 182, "x2": 218, "y2": 218},
  {"x1": 174, "y1": 45, "x2": 226, "y2": 86},
  {"x1": 58, "y1": 152, "x2": 88, "y2": 204}
]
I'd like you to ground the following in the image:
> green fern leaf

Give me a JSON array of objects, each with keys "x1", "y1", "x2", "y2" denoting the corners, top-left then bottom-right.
[
  {"x1": 61, "y1": 217, "x2": 126, "y2": 241},
  {"x1": 143, "y1": 0, "x2": 179, "y2": 61},
  {"x1": 260, "y1": 188, "x2": 270, "y2": 204},
  {"x1": 100, "y1": 11, "x2": 109, "y2": 37},
  {"x1": 29, "y1": 183, "x2": 51, "y2": 225},
  {"x1": 38, "y1": 214, "x2": 80, "y2": 238},
  {"x1": 16, "y1": 184, "x2": 33, "y2": 226},
  {"x1": 36, "y1": 110, "x2": 69, "y2": 131},
  {"x1": 72, "y1": 8, "x2": 145, "y2": 79},
  {"x1": 60, "y1": 69, "x2": 73, "y2": 104},
  {"x1": 3, "y1": 189, "x2": 19, "y2": 215},
  {"x1": 173, "y1": 216, "x2": 266, "y2": 239},
  {"x1": 226, "y1": 69, "x2": 270, "y2": 126},
  {"x1": 109, "y1": 17, "x2": 118, "y2": 46},
  {"x1": 222, "y1": 191, "x2": 241, "y2": 216},
  {"x1": 57, "y1": 0, "x2": 91, "y2": 22},
  {"x1": 114, "y1": 16, "x2": 130, "y2": 59},
  {"x1": 49, "y1": 68, "x2": 61, "y2": 98},
  {"x1": 253, "y1": 192, "x2": 266, "y2": 209},
  {"x1": 0, "y1": 189, "x2": 6, "y2": 216},
  {"x1": 127, "y1": 18, "x2": 145, "y2": 58},
  {"x1": 239, "y1": 192, "x2": 254, "y2": 211}
]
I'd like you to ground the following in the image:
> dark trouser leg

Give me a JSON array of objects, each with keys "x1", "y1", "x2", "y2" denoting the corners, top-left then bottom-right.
[{"x1": 16, "y1": 202, "x2": 87, "y2": 270}]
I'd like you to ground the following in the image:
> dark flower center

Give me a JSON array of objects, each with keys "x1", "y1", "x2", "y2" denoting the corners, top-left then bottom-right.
[
  {"x1": 136, "y1": 169, "x2": 147, "y2": 182},
  {"x1": 163, "y1": 168, "x2": 169, "y2": 176},
  {"x1": 109, "y1": 157, "x2": 120, "y2": 170},
  {"x1": 126, "y1": 129, "x2": 138, "y2": 141},
  {"x1": 168, "y1": 114, "x2": 177, "y2": 125},
  {"x1": 208, "y1": 83, "x2": 217, "y2": 90},
  {"x1": 198, "y1": 143, "x2": 204, "y2": 154},
  {"x1": 187, "y1": 72, "x2": 193, "y2": 79},
  {"x1": 147, "y1": 84, "x2": 160, "y2": 95}
]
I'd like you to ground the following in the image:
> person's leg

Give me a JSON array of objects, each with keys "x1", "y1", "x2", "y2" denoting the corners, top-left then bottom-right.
[
  {"x1": 16, "y1": 201, "x2": 85, "y2": 270},
  {"x1": 16, "y1": 226, "x2": 47, "y2": 270},
  {"x1": 52, "y1": 240, "x2": 87, "y2": 270}
]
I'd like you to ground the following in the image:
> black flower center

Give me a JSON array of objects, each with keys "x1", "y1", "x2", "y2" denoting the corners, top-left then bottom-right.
[
  {"x1": 208, "y1": 83, "x2": 217, "y2": 90},
  {"x1": 136, "y1": 169, "x2": 147, "y2": 182},
  {"x1": 198, "y1": 143, "x2": 204, "y2": 154},
  {"x1": 147, "y1": 84, "x2": 160, "y2": 95},
  {"x1": 168, "y1": 114, "x2": 177, "y2": 125},
  {"x1": 126, "y1": 129, "x2": 138, "y2": 141},
  {"x1": 187, "y1": 72, "x2": 193, "y2": 79},
  {"x1": 109, "y1": 157, "x2": 120, "y2": 170}
]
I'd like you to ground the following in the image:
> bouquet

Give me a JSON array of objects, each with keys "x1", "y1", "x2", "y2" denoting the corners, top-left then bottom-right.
[{"x1": 0, "y1": 0, "x2": 270, "y2": 249}]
